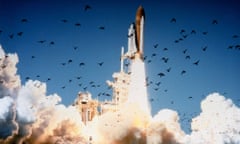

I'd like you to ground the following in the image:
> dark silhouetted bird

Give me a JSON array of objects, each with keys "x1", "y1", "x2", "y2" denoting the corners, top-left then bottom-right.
[
  {"x1": 163, "y1": 47, "x2": 168, "y2": 51},
  {"x1": 166, "y1": 67, "x2": 171, "y2": 72},
  {"x1": 21, "y1": 18, "x2": 28, "y2": 23},
  {"x1": 232, "y1": 35, "x2": 239, "y2": 38},
  {"x1": 183, "y1": 49, "x2": 187, "y2": 54},
  {"x1": 75, "y1": 23, "x2": 81, "y2": 26},
  {"x1": 17, "y1": 32, "x2": 23, "y2": 36},
  {"x1": 158, "y1": 72, "x2": 165, "y2": 77},
  {"x1": 202, "y1": 46, "x2": 207, "y2": 51},
  {"x1": 193, "y1": 60, "x2": 200, "y2": 65},
  {"x1": 170, "y1": 18, "x2": 176, "y2": 23},
  {"x1": 228, "y1": 45, "x2": 233, "y2": 49},
  {"x1": 155, "y1": 82, "x2": 161, "y2": 86},
  {"x1": 79, "y1": 62, "x2": 85, "y2": 66},
  {"x1": 99, "y1": 26, "x2": 105, "y2": 30},
  {"x1": 185, "y1": 55, "x2": 191, "y2": 59},
  {"x1": 202, "y1": 31, "x2": 208, "y2": 35},
  {"x1": 9, "y1": 34, "x2": 14, "y2": 39},
  {"x1": 151, "y1": 53, "x2": 156, "y2": 57},
  {"x1": 180, "y1": 29, "x2": 186, "y2": 34},
  {"x1": 49, "y1": 41, "x2": 55, "y2": 45},
  {"x1": 183, "y1": 34, "x2": 188, "y2": 39},
  {"x1": 181, "y1": 70, "x2": 186, "y2": 75},
  {"x1": 38, "y1": 40, "x2": 46, "y2": 43},
  {"x1": 212, "y1": 19, "x2": 218, "y2": 24},
  {"x1": 162, "y1": 57, "x2": 169, "y2": 63},
  {"x1": 61, "y1": 19, "x2": 68, "y2": 23},
  {"x1": 68, "y1": 59, "x2": 73, "y2": 63},
  {"x1": 84, "y1": 5, "x2": 91, "y2": 11},
  {"x1": 191, "y1": 30, "x2": 196, "y2": 34},
  {"x1": 98, "y1": 62, "x2": 104, "y2": 66},
  {"x1": 153, "y1": 44, "x2": 159, "y2": 48}
]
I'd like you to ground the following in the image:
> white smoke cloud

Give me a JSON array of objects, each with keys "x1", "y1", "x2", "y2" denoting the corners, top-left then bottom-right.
[
  {"x1": 184, "y1": 93, "x2": 240, "y2": 144},
  {"x1": 0, "y1": 45, "x2": 240, "y2": 144}
]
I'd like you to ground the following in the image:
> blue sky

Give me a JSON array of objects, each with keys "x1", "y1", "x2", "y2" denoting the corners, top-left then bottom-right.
[{"x1": 0, "y1": 0, "x2": 239, "y2": 132}]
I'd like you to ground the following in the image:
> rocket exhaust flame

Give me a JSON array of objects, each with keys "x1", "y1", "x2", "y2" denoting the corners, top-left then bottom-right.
[{"x1": 1, "y1": 6, "x2": 240, "y2": 144}]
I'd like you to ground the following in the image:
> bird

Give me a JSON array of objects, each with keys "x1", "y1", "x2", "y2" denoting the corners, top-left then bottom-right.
[
  {"x1": 202, "y1": 31, "x2": 208, "y2": 35},
  {"x1": 191, "y1": 30, "x2": 196, "y2": 34},
  {"x1": 163, "y1": 47, "x2": 168, "y2": 51},
  {"x1": 49, "y1": 41, "x2": 55, "y2": 45},
  {"x1": 212, "y1": 19, "x2": 218, "y2": 24},
  {"x1": 202, "y1": 46, "x2": 207, "y2": 51},
  {"x1": 158, "y1": 72, "x2": 165, "y2": 77},
  {"x1": 99, "y1": 26, "x2": 105, "y2": 30},
  {"x1": 151, "y1": 53, "x2": 157, "y2": 57},
  {"x1": 185, "y1": 55, "x2": 191, "y2": 59},
  {"x1": 193, "y1": 60, "x2": 200, "y2": 65},
  {"x1": 183, "y1": 34, "x2": 188, "y2": 39},
  {"x1": 21, "y1": 18, "x2": 28, "y2": 23},
  {"x1": 75, "y1": 23, "x2": 81, "y2": 26},
  {"x1": 84, "y1": 4, "x2": 91, "y2": 11},
  {"x1": 180, "y1": 29, "x2": 186, "y2": 34},
  {"x1": 166, "y1": 67, "x2": 171, "y2": 72},
  {"x1": 73, "y1": 46, "x2": 78, "y2": 50},
  {"x1": 162, "y1": 57, "x2": 169, "y2": 63},
  {"x1": 98, "y1": 62, "x2": 104, "y2": 66},
  {"x1": 181, "y1": 70, "x2": 186, "y2": 75},
  {"x1": 61, "y1": 19, "x2": 68, "y2": 23},
  {"x1": 183, "y1": 49, "x2": 188, "y2": 54},
  {"x1": 61, "y1": 63, "x2": 66, "y2": 66},
  {"x1": 38, "y1": 40, "x2": 46, "y2": 43},
  {"x1": 76, "y1": 76, "x2": 81, "y2": 80},
  {"x1": 155, "y1": 82, "x2": 161, "y2": 86},
  {"x1": 68, "y1": 59, "x2": 73, "y2": 63},
  {"x1": 17, "y1": 32, "x2": 23, "y2": 36},
  {"x1": 153, "y1": 44, "x2": 159, "y2": 48},
  {"x1": 9, "y1": 34, "x2": 14, "y2": 39},
  {"x1": 232, "y1": 35, "x2": 239, "y2": 39},
  {"x1": 170, "y1": 18, "x2": 176, "y2": 23},
  {"x1": 228, "y1": 45, "x2": 233, "y2": 49},
  {"x1": 79, "y1": 62, "x2": 85, "y2": 66}
]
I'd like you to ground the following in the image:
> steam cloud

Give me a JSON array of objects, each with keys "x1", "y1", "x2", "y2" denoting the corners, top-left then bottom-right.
[{"x1": 0, "y1": 45, "x2": 240, "y2": 144}]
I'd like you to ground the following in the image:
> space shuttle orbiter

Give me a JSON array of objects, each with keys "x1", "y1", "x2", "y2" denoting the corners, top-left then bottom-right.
[{"x1": 125, "y1": 6, "x2": 145, "y2": 60}]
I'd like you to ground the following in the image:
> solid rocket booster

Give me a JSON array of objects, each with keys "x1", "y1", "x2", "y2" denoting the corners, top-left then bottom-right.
[{"x1": 135, "y1": 6, "x2": 145, "y2": 58}]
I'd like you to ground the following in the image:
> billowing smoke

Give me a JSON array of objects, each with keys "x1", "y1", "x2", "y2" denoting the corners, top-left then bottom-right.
[{"x1": 0, "y1": 45, "x2": 240, "y2": 144}]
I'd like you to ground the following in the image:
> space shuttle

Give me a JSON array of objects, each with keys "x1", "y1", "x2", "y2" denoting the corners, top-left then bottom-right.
[{"x1": 125, "y1": 6, "x2": 145, "y2": 60}]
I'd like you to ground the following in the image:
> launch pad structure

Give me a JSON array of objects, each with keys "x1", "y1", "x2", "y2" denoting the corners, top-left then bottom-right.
[{"x1": 73, "y1": 6, "x2": 149, "y2": 125}]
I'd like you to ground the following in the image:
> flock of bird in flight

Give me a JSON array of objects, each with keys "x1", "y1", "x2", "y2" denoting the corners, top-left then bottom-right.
[{"x1": 0, "y1": 4, "x2": 239, "y2": 103}]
